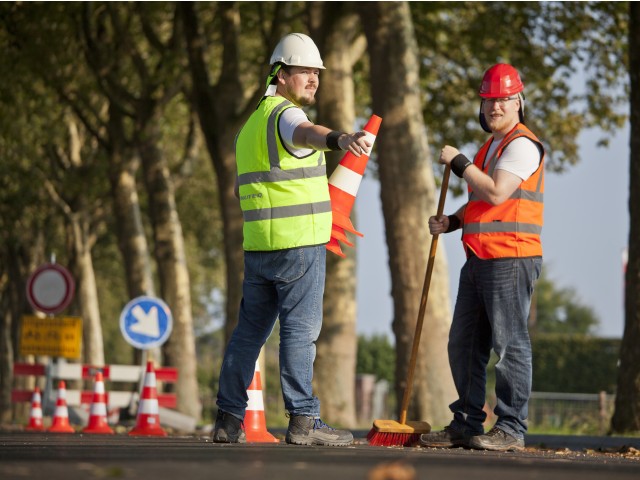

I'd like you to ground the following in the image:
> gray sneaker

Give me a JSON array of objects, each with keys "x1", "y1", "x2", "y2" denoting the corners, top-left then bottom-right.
[
  {"x1": 212, "y1": 410, "x2": 246, "y2": 443},
  {"x1": 468, "y1": 427, "x2": 524, "y2": 451},
  {"x1": 419, "y1": 425, "x2": 470, "y2": 448},
  {"x1": 285, "y1": 415, "x2": 353, "y2": 446}
]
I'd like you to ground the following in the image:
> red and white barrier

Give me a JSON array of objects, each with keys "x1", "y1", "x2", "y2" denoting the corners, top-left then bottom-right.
[{"x1": 12, "y1": 362, "x2": 178, "y2": 409}]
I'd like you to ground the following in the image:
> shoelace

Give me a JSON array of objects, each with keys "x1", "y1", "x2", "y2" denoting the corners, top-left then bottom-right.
[
  {"x1": 313, "y1": 418, "x2": 334, "y2": 431},
  {"x1": 485, "y1": 427, "x2": 505, "y2": 438}
]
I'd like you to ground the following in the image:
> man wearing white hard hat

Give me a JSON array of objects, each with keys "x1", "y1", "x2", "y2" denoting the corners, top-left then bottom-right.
[{"x1": 213, "y1": 33, "x2": 369, "y2": 446}]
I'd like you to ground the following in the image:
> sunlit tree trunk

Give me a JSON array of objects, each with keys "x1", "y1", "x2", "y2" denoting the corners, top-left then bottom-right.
[
  {"x1": 68, "y1": 212, "x2": 104, "y2": 366},
  {"x1": 361, "y1": 1, "x2": 457, "y2": 426},
  {"x1": 107, "y1": 107, "x2": 157, "y2": 300},
  {"x1": 311, "y1": 3, "x2": 367, "y2": 428},
  {"x1": 138, "y1": 115, "x2": 201, "y2": 420}
]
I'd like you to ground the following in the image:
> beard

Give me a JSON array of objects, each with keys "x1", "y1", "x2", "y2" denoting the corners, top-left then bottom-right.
[{"x1": 293, "y1": 91, "x2": 316, "y2": 107}]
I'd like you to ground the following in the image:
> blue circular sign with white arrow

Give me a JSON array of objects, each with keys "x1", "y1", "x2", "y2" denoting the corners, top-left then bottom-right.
[{"x1": 119, "y1": 296, "x2": 173, "y2": 350}]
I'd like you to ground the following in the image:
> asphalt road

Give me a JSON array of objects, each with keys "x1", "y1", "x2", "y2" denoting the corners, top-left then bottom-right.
[{"x1": 0, "y1": 431, "x2": 638, "y2": 480}]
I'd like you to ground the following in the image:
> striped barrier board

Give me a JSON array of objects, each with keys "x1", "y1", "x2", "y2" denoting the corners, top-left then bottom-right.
[
  {"x1": 12, "y1": 362, "x2": 178, "y2": 409},
  {"x1": 13, "y1": 362, "x2": 178, "y2": 382}
]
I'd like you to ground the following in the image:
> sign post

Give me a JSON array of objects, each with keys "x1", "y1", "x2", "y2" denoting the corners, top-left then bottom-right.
[{"x1": 24, "y1": 261, "x2": 78, "y2": 412}]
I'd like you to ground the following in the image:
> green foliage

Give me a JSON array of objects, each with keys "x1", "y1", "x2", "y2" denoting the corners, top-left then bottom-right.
[
  {"x1": 410, "y1": 1, "x2": 629, "y2": 184},
  {"x1": 356, "y1": 334, "x2": 395, "y2": 383},
  {"x1": 531, "y1": 268, "x2": 600, "y2": 335},
  {"x1": 0, "y1": 2, "x2": 227, "y2": 367},
  {"x1": 532, "y1": 334, "x2": 620, "y2": 393}
]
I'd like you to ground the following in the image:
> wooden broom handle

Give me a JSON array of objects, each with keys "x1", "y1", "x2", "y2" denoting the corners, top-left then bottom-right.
[{"x1": 399, "y1": 164, "x2": 451, "y2": 424}]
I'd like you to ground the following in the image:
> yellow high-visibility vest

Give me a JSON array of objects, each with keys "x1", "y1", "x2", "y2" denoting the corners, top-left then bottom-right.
[{"x1": 236, "y1": 96, "x2": 332, "y2": 251}]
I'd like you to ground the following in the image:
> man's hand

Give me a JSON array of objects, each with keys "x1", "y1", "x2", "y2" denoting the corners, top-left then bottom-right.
[
  {"x1": 439, "y1": 145, "x2": 461, "y2": 166},
  {"x1": 338, "y1": 131, "x2": 372, "y2": 157},
  {"x1": 428, "y1": 215, "x2": 449, "y2": 235}
]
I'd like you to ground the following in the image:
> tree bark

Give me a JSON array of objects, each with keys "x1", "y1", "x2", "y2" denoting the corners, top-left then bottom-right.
[
  {"x1": 106, "y1": 107, "x2": 157, "y2": 301},
  {"x1": 54, "y1": 116, "x2": 105, "y2": 367},
  {"x1": 361, "y1": 1, "x2": 457, "y2": 426},
  {"x1": 138, "y1": 115, "x2": 201, "y2": 420},
  {"x1": 1, "y1": 235, "x2": 43, "y2": 421},
  {"x1": 611, "y1": 2, "x2": 640, "y2": 433},
  {"x1": 180, "y1": 3, "x2": 260, "y2": 344},
  {"x1": 311, "y1": 3, "x2": 367, "y2": 428},
  {"x1": 68, "y1": 212, "x2": 104, "y2": 366}
]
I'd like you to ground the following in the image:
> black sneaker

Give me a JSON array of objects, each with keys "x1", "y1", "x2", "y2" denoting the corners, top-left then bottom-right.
[
  {"x1": 285, "y1": 415, "x2": 353, "y2": 446},
  {"x1": 419, "y1": 425, "x2": 470, "y2": 448},
  {"x1": 212, "y1": 410, "x2": 246, "y2": 443},
  {"x1": 468, "y1": 427, "x2": 524, "y2": 451}
]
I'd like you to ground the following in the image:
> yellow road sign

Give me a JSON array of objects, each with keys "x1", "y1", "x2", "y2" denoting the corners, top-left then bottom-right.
[{"x1": 20, "y1": 315, "x2": 82, "y2": 359}]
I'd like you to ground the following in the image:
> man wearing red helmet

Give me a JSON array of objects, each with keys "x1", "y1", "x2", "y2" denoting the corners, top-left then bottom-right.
[{"x1": 420, "y1": 64, "x2": 544, "y2": 451}]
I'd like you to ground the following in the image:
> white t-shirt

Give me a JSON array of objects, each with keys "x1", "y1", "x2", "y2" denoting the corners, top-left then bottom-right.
[
  {"x1": 485, "y1": 137, "x2": 541, "y2": 181},
  {"x1": 278, "y1": 107, "x2": 314, "y2": 157}
]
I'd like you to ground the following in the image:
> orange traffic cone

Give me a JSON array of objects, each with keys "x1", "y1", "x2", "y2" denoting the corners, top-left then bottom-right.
[
  {"x1": 25, "y1": 387, "x2": 45, "y2": 431},
  {"x1": 326, "y1": 114, "x2": 382, "y2": 257},
  {"x1": 129, "y1": 361, "x2": 167, "y2": 437},
  {"x1": 48, "y1": 381, "x2": 75, "y2": 433},
  {"x1": 245, "y1": 360, "x2": 279, "y2": 443},
  {"x1": 83, "y1": 372, "x2": 114, "y2": 434}
]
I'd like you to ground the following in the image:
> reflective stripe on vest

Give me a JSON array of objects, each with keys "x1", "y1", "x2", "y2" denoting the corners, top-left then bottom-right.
[
  {"x1": 462, "y1": 123, "x2": 544, "y2": 258},
  {"x1": 236, "y1": 97, "x2": 331, "y2": 251}
]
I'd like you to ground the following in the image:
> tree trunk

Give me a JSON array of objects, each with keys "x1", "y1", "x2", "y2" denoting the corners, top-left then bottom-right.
[
  {"x1": 105, "y1": 109, "x2": 160, "y2": 367},
  {"x1": 138, "y1": 115, "x2": 201, "y2": 420},
  {"x1": 2, "y1": 236, "x2": 43, "y2": 421},
  {"x1": 311, "y1": 3, "x2": 366, "y2": 428},
  {"x1": 180, "y1": 3, "x2": 248, "y2": 346},
  {"x1": 361, "y1": 1, "x2": 457, "y2": 426},
  {"x1": 107, "y1": 108, "x2": 157, "y2": 300},
  {"x1": 611, "y1": 2, "x2": 640, "y2": 433},
  {"x1": 69, "y1": 212, "x2": 104, "y2": 366},
  {"x1": 178, "y1": 2, "x2": 268, "y2": 344},
  {"x1": 0, "y1": 293, "x2": 13, "y2": 424},
  {"x1": 57, "y1": 115, "x2": 105, "y2": 367}
]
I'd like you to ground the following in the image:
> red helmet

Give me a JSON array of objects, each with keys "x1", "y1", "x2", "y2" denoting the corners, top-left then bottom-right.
[{"x1": 479, "y1": 63, "x2": 524, "y2": 98}]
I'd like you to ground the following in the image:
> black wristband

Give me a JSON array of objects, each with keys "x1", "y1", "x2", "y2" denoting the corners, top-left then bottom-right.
[
  {"x1": 451, "y1": 153, "x2": 472, "y2": 178},
  {"x1": 445, "y1": 215, "x2": 461, "y2": 233},
  {"x1": 326, "y1": 131, "x2": 343, "y2": 151}
]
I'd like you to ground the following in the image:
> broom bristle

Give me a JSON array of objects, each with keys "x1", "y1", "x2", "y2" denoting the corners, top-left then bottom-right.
[{"x1": 367, "y1": 428, "x2": 421, "y2": 447}]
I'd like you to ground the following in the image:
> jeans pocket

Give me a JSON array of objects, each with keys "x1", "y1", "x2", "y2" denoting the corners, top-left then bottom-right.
[{"x1": 274, "y1": 248, "x2": 306, "y2": 283}]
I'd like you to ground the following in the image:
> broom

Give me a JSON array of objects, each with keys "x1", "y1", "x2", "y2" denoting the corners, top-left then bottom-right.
[{"x1": 367, "y1": 164, "x2": 451, "y2": 447}]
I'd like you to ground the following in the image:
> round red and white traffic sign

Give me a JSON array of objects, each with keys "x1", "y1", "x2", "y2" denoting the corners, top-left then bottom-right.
[{"x1": 26, "y1": 263, "x2": 75, "y2": 315}]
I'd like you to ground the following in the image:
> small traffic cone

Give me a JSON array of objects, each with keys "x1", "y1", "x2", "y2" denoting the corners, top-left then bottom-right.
[
  {"x1": 326, "y1": 114, "x2": 382, "y2": 257},
  {"x1": 83, "y1": 372, "x2": 114, "y2": 434},
  {"x1": 48, "y1": 381, "x2": 75, "y2": 433},
  {"x1": 245, "y1": 360, "x2": 279, "y2": 443},
  {"x1": 25, "y1": 387, "x2": 45, "y2": 431},
  {"x1": 129, "y1": 361, "x2": 167, "y2": 437}
]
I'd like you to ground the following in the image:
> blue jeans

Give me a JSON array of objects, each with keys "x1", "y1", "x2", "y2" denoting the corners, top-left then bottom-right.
[
  {"x1": 216, "y1": 245, "x2": 326, "y2": 420},
  {"x1": 448, "y1": 255, "x2": 542, "y2": 439}
]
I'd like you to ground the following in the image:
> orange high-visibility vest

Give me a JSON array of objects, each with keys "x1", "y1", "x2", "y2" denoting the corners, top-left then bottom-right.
[{"x1": 462, "y1": 123, "x2": 544, "y2": 259}]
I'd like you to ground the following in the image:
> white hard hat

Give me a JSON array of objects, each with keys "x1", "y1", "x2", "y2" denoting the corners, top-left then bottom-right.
[{"x1": 269, "y1": 33, "x2": 325, "y2": 69}]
